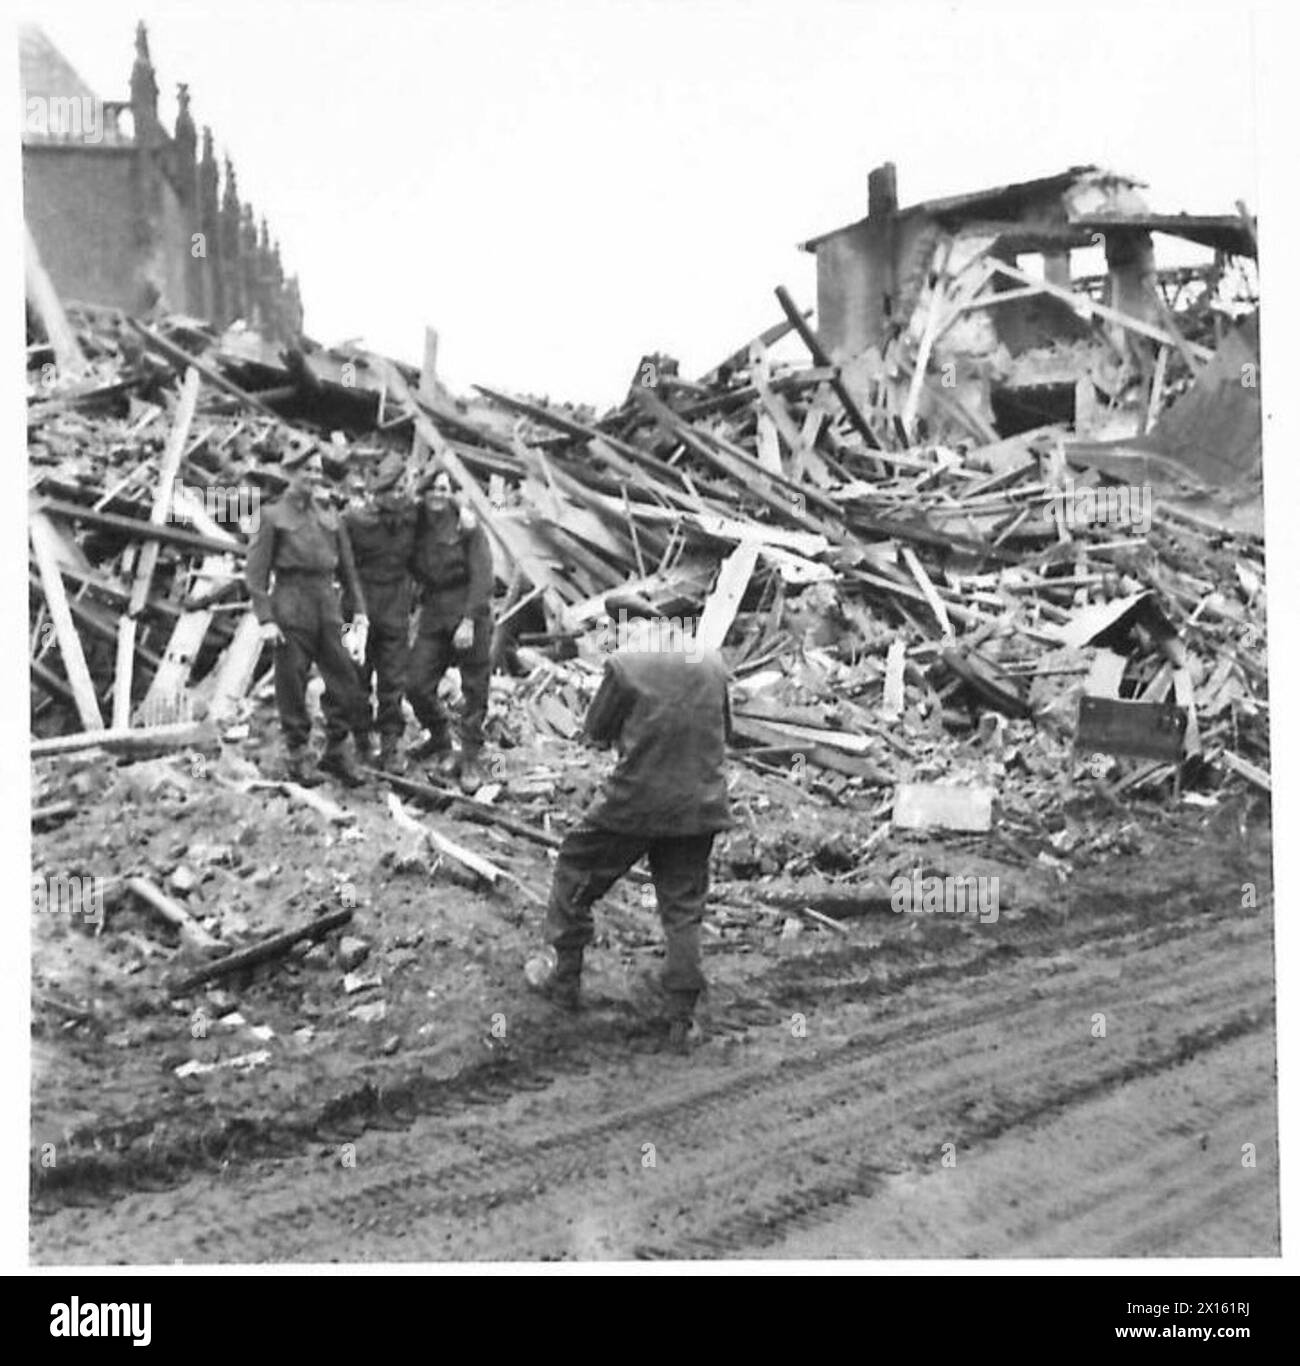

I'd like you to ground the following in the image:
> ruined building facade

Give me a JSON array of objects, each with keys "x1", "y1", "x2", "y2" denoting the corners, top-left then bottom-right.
[
  {"x1": 21, "y1": 23, "x2": 303, "y2": 341},
  {"x1": 800, "y1": 161, "x2": 1257, "y2": 448}
]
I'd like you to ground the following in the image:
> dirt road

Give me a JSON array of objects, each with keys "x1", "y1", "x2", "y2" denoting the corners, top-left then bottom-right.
[{"x1": 32, "y1": 798, "x2": 1277, "y2": 1262}]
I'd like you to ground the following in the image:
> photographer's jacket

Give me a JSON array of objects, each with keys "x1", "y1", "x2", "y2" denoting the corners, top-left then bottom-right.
[{"x1": 582, "y1": 645, "x2": 734, "y2": 837}]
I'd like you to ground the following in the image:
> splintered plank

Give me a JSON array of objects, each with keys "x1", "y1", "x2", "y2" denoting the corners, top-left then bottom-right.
[
  {"x1": 144, "y1": 482, "x2": 241, "y2": 718},
  {"x1": 987, "y1": 260, "x2": 1214, "y2": 363},
  {"x1": 749, "y1": 341, "x2": 814, "y2": 481},
  {"x1": 245, "y1": 779, "x2": 356, "y2": 825},
  {"x1": 387, "y1": 793, "x2": 504, "y2": 886},
  {"x1": 773, "y1": 285, "x2": 882, "y2": 449},
  {"x1": 198, "y1": 611, "x2": 265, "y2": 723},
  {"x1": 902, "y1": 242, "x2": 952, "y2": 439},
  {"x1": 126, "y1": 876, "x2": 220, "y2": 949},
  {"x1": 697, "y1": 540, "x2": 759, "y2": 651},
  {"x1": 174, "y1": 908, "x2": 354, "y2": 994},
  {"x1": 1144, "y1": 345, "x2": 1170, "y2": 434},
  {"x1": 1217, "y1": 749, "x2": 1270, "y2": 792},
  {"x1": 756, "y1": 411, "x2": 782, "y2": 474},
  {"x1": 632, "y1": 386, "x2": 832, "y2": 536},
  {"x1": 900, "y1": 545, "x2": 954, "y2": 640},
  {"x1": 30, "y1": 722, "x2": 207, "y2": 757},
  {"x1": 411, "y1": 324, "x2": 440, "y2": 463},
  {"x1": 128, "y1": 319, "x2": 284, "y2": 418},
  {"x1": 29, "y1": 512, "x2": 103, "y2": 730},
  {"x1": 114, "y1": 367, "x2": 202, "y2": 727},
  {"x1": 881, "y1": 639, "x2": 907, "y2": 719}
]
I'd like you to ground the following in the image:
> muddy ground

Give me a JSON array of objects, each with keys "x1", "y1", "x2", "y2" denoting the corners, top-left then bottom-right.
[{"x1": 30, "y1": 730, "x2": 1278, "y2": 1263}]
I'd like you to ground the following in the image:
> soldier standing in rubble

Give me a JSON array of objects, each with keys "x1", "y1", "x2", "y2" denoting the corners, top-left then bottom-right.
[
  {"x1": 406, "y1": 462, "x2": 495, "y2": 792},
  {"x1": 245, "y1": 444, "x2": 370, "y2": 787},
  {"x1": 338, "y1": 452, "x2": 418, "y2": 773},
  {"x1": 530, "y1": 593, "x2": 733, "y2": 1053}
]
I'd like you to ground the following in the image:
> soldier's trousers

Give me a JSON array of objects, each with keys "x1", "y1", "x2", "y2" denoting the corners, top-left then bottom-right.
[
  {"x1": 546, "y1": 822, "x2": 716, "y2": 999},
  {"x1": 347, "y1": 580, "x2": 411, "y2": 739},
  {"x1": 270, "y1": 573, "x2": 368, "y2": 751},
  {"x1": 407, "y1": 608, "x2": 492, "y2": 754}
]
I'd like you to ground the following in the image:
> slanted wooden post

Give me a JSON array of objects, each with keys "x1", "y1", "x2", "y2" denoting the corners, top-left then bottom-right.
[
  {"x1": 411, "y1": 325, "x2": 440, "y2": 467},
  {"x1": 30, "y1": 513, "x2": 104, "y2": 731},
  {"x1": 113, "y1": 367, "x2": 201, "y2": 726}
]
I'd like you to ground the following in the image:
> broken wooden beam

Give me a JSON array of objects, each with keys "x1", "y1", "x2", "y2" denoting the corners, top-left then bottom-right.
[
  {"x1": 35, "y1": 497, "x2": 242, "y2": 558},
  {"x1": 369, "y1": 768, "x2": 562, "y2": 849},
  {"x1": 115, "y1": 366, "x2": 202, "y2": 728},
  {"x1": 774, "y1": 284, "x2": 882, "y2": 449},
  {"x1": 127, "y1": 319, "x2": 285, "y2": 418},
  {"x1": 697, "y1": 540, "x2": 759, "y2": 650},
  {"x1": 244, "y1": 779, "x2": 357, "y2": 824},
  {"x1": 987, "y1": 260, "x2": 1214, "y2": 363},
  {"x1": 173, "y1": 907, "x2": 354, "y2": 994},
  {"x1": 125, "y1": 876, "x2": 220, "y2": 949},
  {"x1": 387, "y1": 792, "x2": 506, "y2": 885},
  {"x1": 793, "y1": 903, "x2": 854, "y2": 935},
  {"x1": 30, "y1": 722, "x2": 208, "y2": 758},
  {"x1": 29, "y1": 512, "x2": 104, "y2": 731},
  {"x1": 1216, "y1": 749, "x2": 1270, "y2": 792},
  {"x1": 900, "y1": 545, "x2": 954, "y2": 640}
]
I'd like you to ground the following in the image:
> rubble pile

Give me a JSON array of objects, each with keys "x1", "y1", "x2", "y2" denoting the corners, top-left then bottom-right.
[{"x1": 28, "y1": 256, "x2": 1268, "y2": 830}]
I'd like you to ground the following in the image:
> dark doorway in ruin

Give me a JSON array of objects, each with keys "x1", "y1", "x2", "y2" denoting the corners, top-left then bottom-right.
[{"x1": 991, "y1": 381, "x2": 1076, "y2": 436}]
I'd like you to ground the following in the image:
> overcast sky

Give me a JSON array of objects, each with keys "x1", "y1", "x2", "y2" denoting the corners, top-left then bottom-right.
[{"x1": 21, "y1": 1, "x2": 1265, "y2": 404}]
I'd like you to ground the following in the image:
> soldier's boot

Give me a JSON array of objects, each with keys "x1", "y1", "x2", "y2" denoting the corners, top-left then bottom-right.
[
  {"x1": 457, "y1": 748, "x2": 486, "y2": 795},
  {"x1": 667, "y1": 1017, "x2": 704, "y2": 1055},
  {"x1": 378, "y1": 735, "x2": 407, "y2": 775},
  {"x1": 409, "y1": 727, "x2": 452, "y2": 765},
  {"x1": 283, "y1": 746, "x2": 321, "y2": 788},
  {"x1": 665, "y1": 988, "x2": 702, "y2": 1053},
  {"x1": 529, "y1": 948, "x2": 583, "y2": 1013},
  {"x1": 318, "y1": 738, "x2": 364, "y2": 788},
  {"x1": 633, "y1": 970, "x2": 701, "y2": 1052}
]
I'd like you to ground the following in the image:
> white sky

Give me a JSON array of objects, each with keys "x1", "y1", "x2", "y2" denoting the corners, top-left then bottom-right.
[{"x1": 22, "y1": 0, "x2": 1263, "y2": 406}]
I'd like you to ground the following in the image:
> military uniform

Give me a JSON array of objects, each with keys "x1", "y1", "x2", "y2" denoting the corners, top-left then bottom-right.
[
  {"x1": 544, "y1": 636, "x2": 733, "y2": 1025},
  {"x1": 407, "y1": 504, "x2": 494, "y2": 761},
  {"x1": 245, "y1": 490, "x2": 369, "y2": 767},
  {"x1": 341, "y1": 499, "x2": 418, "y2": 750}
]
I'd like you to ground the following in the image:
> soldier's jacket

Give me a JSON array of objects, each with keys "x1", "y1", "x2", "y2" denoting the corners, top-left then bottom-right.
[
  {"x1": 582, "y1": 645, "x2": 734, "y2": 837},
  {"x1": 244, "y1": 493, "x2": 367, "y2": 624},
  {"x1": 342, "y1": 501, "x2": 418, "y2": 623},
  {"x1": 409, "y1": 505, "x2": 493, "y2": 628}
]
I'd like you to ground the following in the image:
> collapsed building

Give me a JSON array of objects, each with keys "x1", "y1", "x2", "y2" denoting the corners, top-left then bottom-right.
[{"x1": 800, "y1": 161, "x2": 1260, "y2": 499}]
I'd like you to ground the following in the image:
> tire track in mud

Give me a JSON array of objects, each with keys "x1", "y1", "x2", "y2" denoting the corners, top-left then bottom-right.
[
  {"x1": 346, "y1": 943, "x2": 1272, "y2": 1260},
  {"x1": 33, "y1": 905, "x2": 1274, "y2": 1262},
  {"x1": 29, "y1": 880, "x2": 1250, "y2": 1210},
  {"x1": 761, "y1": 1029, "x2": 1278, "y2": 1259}
]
